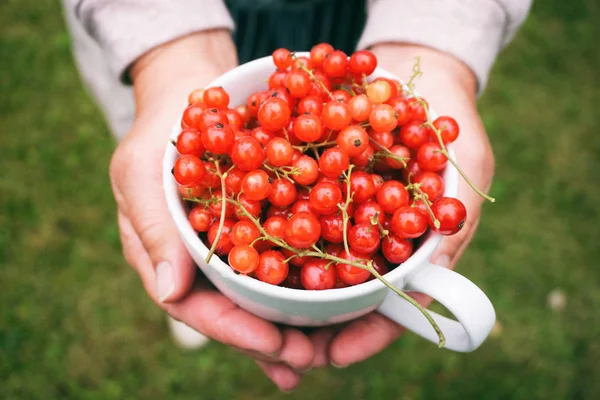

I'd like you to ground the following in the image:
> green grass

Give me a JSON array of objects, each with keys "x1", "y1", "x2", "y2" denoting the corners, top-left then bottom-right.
[{"x1": 1, "y1": 0, "x2": 600, "y2": 399}]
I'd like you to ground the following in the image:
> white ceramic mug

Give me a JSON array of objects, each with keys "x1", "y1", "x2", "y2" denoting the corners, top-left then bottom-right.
[{"x1": 163, "y1": 54, "x2": 496, "y2": 352}]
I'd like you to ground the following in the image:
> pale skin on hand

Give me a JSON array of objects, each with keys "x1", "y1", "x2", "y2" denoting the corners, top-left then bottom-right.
[{"x1": 110, "y1": 31, "x2": 494, "y2": 391}]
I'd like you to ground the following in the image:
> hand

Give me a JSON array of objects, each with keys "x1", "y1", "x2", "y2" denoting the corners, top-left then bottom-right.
[
  {"x1": 109, "y1": 31, "x2": 317, "y2": 391},
  {"x1": 325, "y1": 44, "x2": 496, "y2": 367}
]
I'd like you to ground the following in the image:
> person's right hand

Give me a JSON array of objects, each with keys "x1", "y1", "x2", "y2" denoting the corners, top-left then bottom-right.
[{"x1": 109, "y1": 31, "x2": 320, "y2": 391}]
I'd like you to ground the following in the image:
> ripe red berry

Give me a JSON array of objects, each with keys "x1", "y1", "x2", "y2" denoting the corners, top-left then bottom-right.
[
  {"x1": 432, "y1": 116, "x2": 460, "y2": 144},
  {"x1": 199, "y1": 108, "x2": 228, "y2": 132},
  {"x1": 309, "y1": 182, "x2": 343, "y2": 215},
  {"x1": 366, "y1": 80, "x2": 392, "y2": 104},
  {"x1": 385, "y1": 145, "x2": 411, "y2": 169},
  {"x1": 268, "y1": 178, "x2": 297, "y2": 207},
  {"x1": 391, "y1": 206, "x2": 428, "y2": 238},
  {"x1": 284, "y1": 212, "x2": 321, "y2": 249},
  {"x1": 322, "y1": 101, "x2": 352, "y2": 131},
  {"x1": 173, "y1": 154, "x2": 206, "y2": 187},
  {"x1": 337, "y1": 125, "x2": 369, "y2": 157},
  {"x1": 376, "y1": 180, "x2": 409, "y2": 214},
  {"x1": 228, "y1": 245, "x2": 260, "y2": 274},
  {"x1": 207, "y1": 219, "x2": 236, "y2": 255},
  {"x1": 319, "y1": 146, "x2": 350, "y2": 178},
  {"x1": 231, "y1": 220, "x2": 260, "y2": 246},
  {"x1": 256, "y1": 250, "x2": 289, "y2": 285},
  {"x1": 203, "y1": 87, "x2": 230, "y2": 109},
  {"x1": 310, "y1": 43, "x2": 334, "y2": 68},
  {"x1": 349, "y1": 49, "x2": 377, "y2": 76},
  {"x1": 417, "y1": 142, "x2": 448, "y2": 172},
  {"x1": 258, "y1": 97, "x2": 291, "y2": 132},
  {"x1": 176, "y1": 129, "x2": 205, "y2": 157},
  {"x1": 319, "y1": 213, "x2": 346, "y2": 243},
  {"x1": 323, "y1": 50, "x2": 348, "y2": 78},
  {"x1": 381, "y1": 234, "x2": 413, "y2": 264},
  {"x1": 272, "y1": 48, "x2": 292, "y2": 69},
  {"x1": 297, "y1": 95, "x2": 323, "y2": 115},
  {"x1": 292, "y1": 155, "x2": 319, "y2": 185},
  {"x1": 336, "y1": 249, "x2": 371, "y2": 285},
  {"x1": 387, "y1": 97, "x2": 411, "y2": 126},
  {"x1": 188, "y1": 206, "x2": 212, "y2": 232},
  {"x1": 182, "y1": 102, "x2": 208, "y2": 130},
  {"x1": 412, "y1": 172, "x2": 445, "y2": 202},
  {"x1": 263, "y1": 216, "x2": 287, "y2": 245},
  {"x1": 353, "y1": 200, "x2": 385, "y2": 226},
  {"x1": 348, "y1": 223, "x2": 381, "y2": 254},
  {"x1": 348, "y1": 94, "x2": 373, "y2": 122},
  {"x1": 285, "y1": 70, "x2": 311, "y2": 98},
  {"x1": 224, "y1": 167, "x2": 246, "y2": 195},
  {"x1": 265, "y1": 137, "x2": 294, "y2": 167},
  {"x1": 293, "y1": 114, "x2": 323, "y2": 143},
  {"x1": 369, "y1": 104, "x2": 398, "y2": 133},
  {"x1": 430, "y1": 197, "x2": 467, "y2": 235},
  {"x1": 349, "y1": 171, "x2": 376, "y2": 203},
  {"x1": 399, "y1": 120, "x2": 431, "y2": 149},
  {"x1": 241, "y1": 169, "x2": 272, "y2": 201},
  {"x1": 230, "y1": 136, "x2": 265, "y2": 171},
  {"x1": 408, "y1": 98, "x2": 428, "y2": 122},
  {"x1": 301, "y1": 259, "x2": 337, "y2": 290},
  {"x1": 201, "y1": 122, "x2": 235, "y2": 154}
]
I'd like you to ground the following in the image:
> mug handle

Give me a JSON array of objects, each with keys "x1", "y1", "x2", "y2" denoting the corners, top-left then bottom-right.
[{"x1": 376, "y1": 263, "x2": 496, "y2": 352}]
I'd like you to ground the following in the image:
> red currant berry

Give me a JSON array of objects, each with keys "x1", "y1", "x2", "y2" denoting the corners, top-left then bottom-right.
[
  {"x1": 301, "y1": 259, "x2": 337, "y2": 290},
  {"x1": 336, "y1": 249, "x2": 371, "y2": 285},
  {"x1": 203, "y1": 87, "x2": 230, "y2": 109},
  {"x1": 292, "y1": 155, "x2": 319, "y2": 185},
  {"x1": 272, "y1": 48, "x2": 292, "y2": 69},
  {"x1": 230, "y1": 136, "x2": 265, "y2": 171},
  {"x1": 348, "y1": 94, "x2": 373, "y2": 122},
  {"x1": 293, "y1": 113, "x2": 323, "y2": 143},
  {"x1": 309, "y1": 43, "x2": 334, "y2": 68},
  {"x1": 188, "y1": 206, "x2": 212, "y2": 232},
  {"x1": 349, "y1": 49, "x2": 377, "y2": 76},
  {"x1": 323, "y1": 50, "x2": 348, "y2": 78},
  {"x1": 349, "y1": 170, "x2": 376, "y2": 203},
  {"x1": 381, "y1": 233, "x2": 413, "y2": 264},
  {"x1": 376, "y1": 180, "x2": 409, "y2": 214},
  {"x1": 319, "y1": 213, "x2": 346, "y2": 243},
  {"x1": 228, "y1": 245, "x2": 260, "y2": 274},
  {"x1": 319, "y1": 146, "x2": 350, "y2": 178},
  {"x1": 176, "y1": 129, "x2": 205, "y2": 157},
  {"x1": 256, "y1": 250, "x2": 289, "y2": 285},
  {"x1": 258, "y1": 97, "x2": 291, "y2": 132},
  {"x1": 268, "y1": 178, "x2": 298, "y2": 207},
  {"x1": 348, "y1": 222, "x2": 381, "y2": 254},
  {"x1": 432, "y1": 116, "x2": 460, "y2": 144},
  {"x1": 207, "y1": 219, "x2": 236, "y2": 255},
  {"x1": 284, "y1": 211, "x2": 321, "y2": 249},
  {"x1": 309, "y1": 182, "x2": 343, "y2": 215},
  {"x1": 322, "y1": 101, "x2": 352, "y2": 131},
  {"x1": 241, "y1": 169, "x2": 272, "y2": 201},
  {"x1": 369, "y1": 104, "x2": 398, "y2": 133},
  {"x1": 391, "y1": 206, "x2": 428, "y2": 238},
  {"x1": 337, "y1": 125, "x2": 369, "y2": 157},
  {"x1": 412, "y1": 171, "x2": 445, "y2": 202},
  {"x1": 201, "y1": 122, "x2": 235, "y2": 154},
  {"x1": 399, "y1": 120, "x2": 431, "y2": 149},
  {"x1": 173, "y1": 154, "x2": 206, "y2": 187},
  {"x1": 231, "y1": 220, "x2": 260, "y2": 246},
  {"x1": 430, "y1": 197, "x2": 467, "y2": 235},
  {"x1": 417, "y1": 142, "x2": 448, "y2": 172}
]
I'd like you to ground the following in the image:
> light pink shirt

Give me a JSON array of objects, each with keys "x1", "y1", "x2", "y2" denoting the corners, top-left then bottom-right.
[{"x1": 63, "y1": 0, "x2": 532, "y2": 138}]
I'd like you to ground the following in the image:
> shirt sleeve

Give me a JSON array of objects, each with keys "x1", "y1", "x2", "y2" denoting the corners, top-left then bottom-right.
[
  {"x1": 357, "y1": 0, "x2": 533, "y2": 93},
  {"x1": 69, "y1": 0, "x2": 234, "y2": 82}
]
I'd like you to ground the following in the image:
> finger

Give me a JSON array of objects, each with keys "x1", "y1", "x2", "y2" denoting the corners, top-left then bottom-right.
[
  {"x1": 110, "y1": 142, "x2": 196, "y2": 304},
  {"x1": 328, "y1": 312, "x2": 405, "y2": 367},
  {"x1": 308, "y1": 327, "x2": 337, "y2": 368},
  {"x1": 255, "y1": 361, "x2": 302, "y2": 392},
  {"x1": 276, "y1": 328, "x2": 315, "y2": 371},
  {"x1": 165, "y1": 289, "x2": 283, "y2": 355}
]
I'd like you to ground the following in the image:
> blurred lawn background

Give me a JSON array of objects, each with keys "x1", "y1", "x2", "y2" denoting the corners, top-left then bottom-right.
[{"x1": 1, "y1": 0, "x2": 599, "y2": 399}]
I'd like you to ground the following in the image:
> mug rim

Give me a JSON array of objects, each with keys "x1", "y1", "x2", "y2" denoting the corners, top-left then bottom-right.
[{"x1": 163, "y1": 53, "x2": 459, "y2": 303}]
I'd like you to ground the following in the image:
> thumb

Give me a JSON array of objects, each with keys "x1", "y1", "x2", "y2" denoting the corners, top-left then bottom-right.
[{"x1": 111, "y1": 134, "x2": 196, "y2": 304}]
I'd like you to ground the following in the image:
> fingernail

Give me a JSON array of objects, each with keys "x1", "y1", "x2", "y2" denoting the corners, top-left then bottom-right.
[
  {"x1": 156, "y1": 261, "x2": 175, "y2": 302},
  {"x1": 330, "y1": 362, "x2": 348, "y2": 369},
  {"x1": 434, "y1": 254, "x2": 451, "y2": 268}
]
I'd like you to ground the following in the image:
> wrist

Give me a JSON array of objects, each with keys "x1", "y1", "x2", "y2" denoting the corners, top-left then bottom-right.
[{"x1": 131, "y1": 30, "x2": 238, "y2": 113}]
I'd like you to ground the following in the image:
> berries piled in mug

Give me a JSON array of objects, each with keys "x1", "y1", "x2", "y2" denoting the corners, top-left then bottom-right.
[{"x1": 171, "y1": 43, "x2": 490, "y2": 292}]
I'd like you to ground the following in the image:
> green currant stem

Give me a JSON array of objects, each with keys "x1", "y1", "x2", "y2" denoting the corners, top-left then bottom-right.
[
  {"x1": 406, "y1": 182, "x2": 440, "y2": 229},
  {"x1": 262, "y1": 164, "x2": 298, "y2": 183},
  {"x1": 170, "y1": 139, "x2": 177, "y2": 146},
  {"x1": 403, "y1": 57, "x2": 494, "y2": 203},
  {"x1": 370, "y1": 138, "x2": 408, "y2": 168},
  {"x1": 311, "y1": 147, "x2": 320, "y2": 161},
  {"x1": 205, "y1": 160, "x2": 227, "y2": 263},
  {"x1": 365, "y1": 263, "x2": 446, "y2": 348},
  {"x1": 292, "y1": 140, "x2": 337, "y2": 152},
  {"x1": 291, "y1": 53, "x2": 334, "y2": 100},
  {"x1": 339, "y1": 164, "x2": 354, "y2": 255}
]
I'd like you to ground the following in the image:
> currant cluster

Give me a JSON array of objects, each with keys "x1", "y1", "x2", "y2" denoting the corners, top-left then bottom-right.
[{"x1": 171, "y1": 44, "x2": 477, "y2": 295}]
